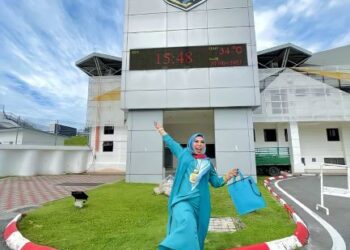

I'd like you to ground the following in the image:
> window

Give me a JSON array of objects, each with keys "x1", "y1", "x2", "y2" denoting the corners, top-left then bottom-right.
[
  {"x1": 284, "y1": 129, "x2": 288, "y2": 142},
  {"x1": 324, "y1": 158, "x2": 345, "y2": 165},
  {"x1": 104, "y1": 126, "x2": 114, "y2": 135},
  {"x1": 264, "y1": 129, "x2": 277, "y2": 142},
  {"x1": 205, "y1": 144, "x2": 216, "y2": 158},
  {"x1": 253, "y1": 129, "x2": 256, "y2": 142},
  {"x1": 164, "y1": 147, "x2": 173, "y2": 169},
  {"x1": 312, "y1": 158, "x2": 316, "y2": 162},
  {"x1": 301, "y1": 157, "x2": 305, "y2": 165},
  {"x1": 103, "y1": 141, "x2": 113, "y2": 152},
  {"x1": 326, "y1": 128, "x2": 340, "y2": 141}
]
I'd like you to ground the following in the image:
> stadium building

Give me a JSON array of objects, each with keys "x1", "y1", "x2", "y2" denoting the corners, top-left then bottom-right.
[{"x1": 77, "y1": 0, "x2": 350, "y2": 182}]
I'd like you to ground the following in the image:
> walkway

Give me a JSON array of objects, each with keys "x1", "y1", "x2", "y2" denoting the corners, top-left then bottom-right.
[{"x1": 0, "y1": 174, "x2": 124, "y2": 250}]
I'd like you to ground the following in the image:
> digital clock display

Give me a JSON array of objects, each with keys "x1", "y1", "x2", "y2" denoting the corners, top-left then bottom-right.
[{"x1": 129, "y1": 44, "x2": 248, "y2": 70}]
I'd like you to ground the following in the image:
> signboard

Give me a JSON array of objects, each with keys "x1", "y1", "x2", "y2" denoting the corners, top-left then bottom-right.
[{"x1": 130, "y1": 44, "x2": 248, "y2": 70}]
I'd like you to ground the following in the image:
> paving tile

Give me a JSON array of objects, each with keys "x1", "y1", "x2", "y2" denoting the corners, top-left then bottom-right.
[{"x1": 0, "y1": 174, "x2": 123, "y2": 213}]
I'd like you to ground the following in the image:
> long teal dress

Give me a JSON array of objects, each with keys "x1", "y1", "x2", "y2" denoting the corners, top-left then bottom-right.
[{"x1": 159, "y1": 133, "x2": 225, "y2": 250}]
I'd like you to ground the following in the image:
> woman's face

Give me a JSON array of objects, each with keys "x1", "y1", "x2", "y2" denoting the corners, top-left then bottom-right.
[{"x1": 193, "y1": 136, "x2": 205, "y2": 154}]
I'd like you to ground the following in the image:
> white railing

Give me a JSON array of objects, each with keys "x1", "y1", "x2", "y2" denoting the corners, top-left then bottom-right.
[{"x1": 316, "y1": 163, "x2": 350, "y2": 215}]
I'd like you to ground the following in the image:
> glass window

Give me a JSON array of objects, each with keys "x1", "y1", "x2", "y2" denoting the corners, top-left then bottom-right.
[
  {"x1": 284, "y1": 129, "x2": 288, "y2": 142},
  {"x1": 264, "y1": 129, "x2": 277, "y2": 142},
  {"x1": 324, "y1": 158, "x2": 345, "y2": 165},
  {"x1": 104, "y1": 126, "x2": 114, "y2": 135},
  {"x1": 326, "y1": 128, "x2": 340, "y2": 141},
  {"x1": 103, "y1": 141, "x2": 113, "y2": 152}
]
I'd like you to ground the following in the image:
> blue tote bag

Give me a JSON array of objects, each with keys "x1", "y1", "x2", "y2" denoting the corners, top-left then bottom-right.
[{"x1": 227, "y1": 170, "x2": 266, "y2": 215}]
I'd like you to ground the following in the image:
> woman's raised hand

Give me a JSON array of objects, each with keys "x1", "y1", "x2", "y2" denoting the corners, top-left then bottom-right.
[
  {"x1": 154, "y1": 121, "x2": 167, "y2": 135},
  {"x1": 154, "y1": 121, "x2": 163, "y2": 130}
]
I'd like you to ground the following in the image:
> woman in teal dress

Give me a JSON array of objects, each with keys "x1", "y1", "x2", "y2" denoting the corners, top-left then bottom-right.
[{"x1": 155, "y1": 122, "x2": 237, "y2": 250}]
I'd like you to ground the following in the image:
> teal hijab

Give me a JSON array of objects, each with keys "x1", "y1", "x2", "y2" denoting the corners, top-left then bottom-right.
[{"x1": 186, "y1": 133, "x2": 207, "y2": 156}]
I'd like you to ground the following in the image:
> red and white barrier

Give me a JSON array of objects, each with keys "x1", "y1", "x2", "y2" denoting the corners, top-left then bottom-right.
[
  {"x1": 227, "y1": 174, "x2": 309, "y2": 250},
  {"x1": 3, "y1": 214, "x2": 55, "y2": 250}
]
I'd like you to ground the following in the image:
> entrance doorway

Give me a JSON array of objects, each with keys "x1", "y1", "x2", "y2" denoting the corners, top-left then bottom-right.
[{"x1": 163, "y1": 109, "x2": 214, "y2": 175}]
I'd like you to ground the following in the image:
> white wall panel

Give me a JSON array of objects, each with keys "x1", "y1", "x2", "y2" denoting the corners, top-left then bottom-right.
[
  {"x1": 167, "y1": 12, "x2": 187, "y2": 30},
  {"x1": 129, "y1": 152, "x2": 163, "y2": 174},
  {"x1": 208, "y1": 27, "x2": 251, "y2": 45},
  {"x1": 166, "y1": 68, "x2": 209, "y2": 89},
  {"x1": 167, "y1": 30, "x2": 188, "y2": 47},
  {"x1": 215, "y1": 129, "x2": 253, "y2": 151},
  {"x1": 188, "y1": 11, "x2": 208, "y2": 29},
  {"x1": 208, "y1": 9, "x2": 250, "y2": 28},
  {"x1": 122, "y1": 52, "x2": 129, "y2": 71},
  {"x1": 215, "y1": 108, "x2": 253, "y2": 129},
  {"x1": 207, "y1": 0, "x2": 248, "y2": 9},
  {"x1": 128, "y1": 13, "x2": 166, "y2": 32},
  {"x1": 210, "y1": 87, "x2": 255, "y2": 106},
  {"x1": 129, "y1": 0, "x2": 166, "y2": 15},
  {"x1": 188, "y1": 29, "x2": 208, "y2": 46},
  {"x1": 210, "y1": 67, "x2": 254, "y2": 88},
  {"x1": 167, "y1": 89, "x2": 210, "y2": 107},
  {"x1": 248, "y1": 6, "x2": 255, "y2": 26},
  {"x1": 125, "y1": 90, "x2": 167, "y2": 108},
  {"x1": 128, "y1": 31, "x2": 166, "y2": 50},
  {"x1": 126, "y1": 70, "x2": 166, "y2": 90},
  {"x1": 0, "y1": 146, "x2": 90, "y2": 176},
  {"x1": 131, "y1": 131, "x2": 163, "y2": 152},
  {"x1": 215, "y1": 151, "x2": 253, "y2": 175},
  {"x1": 128, "y1": 110, "x2": 163, "y2": 130}
]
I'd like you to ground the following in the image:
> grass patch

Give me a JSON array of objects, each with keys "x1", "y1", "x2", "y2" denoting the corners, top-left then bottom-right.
[
  {"x1": 64, "y1": 136, "x2": 88, "y2": 146},
  {"x1": 19, "y1": 178, "x2": 294, "y2": 250}
]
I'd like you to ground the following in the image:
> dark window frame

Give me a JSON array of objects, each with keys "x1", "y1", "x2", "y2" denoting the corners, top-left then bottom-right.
[
  {"x1": 284, "y1": 129, "x2": 288, "y2": 142},
  {"x1": 103, "y1": 141, "x2": 114, "y2": 152},
  {"x1": 324, "y1": 158, "x2": 345, "y2": 165},
  {"x1": 264, "y1": 129, "x2": 277, "y2": 142},
  {"x1": 104, "y1": 126, "x2": 114, "y2": 135},
  {"x1": 326, "y1": 128, "x2": 340, "y2": 141}
]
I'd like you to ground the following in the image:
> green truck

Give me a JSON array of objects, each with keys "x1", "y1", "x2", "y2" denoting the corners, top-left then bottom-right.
[{"x1": 255, "y1": 147, "x2": 291, "y2": 176}]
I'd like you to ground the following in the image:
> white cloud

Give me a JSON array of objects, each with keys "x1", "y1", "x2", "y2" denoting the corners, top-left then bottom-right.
[
  {"x1": 254, "y1": 0, "x2": 350, "y2": 51},
  {"x1": 331, "y1": 32, "x2": 350, "y2": 48},
  {"x1": 0, "y1": 0, "x2": 123, "y2": 129}
]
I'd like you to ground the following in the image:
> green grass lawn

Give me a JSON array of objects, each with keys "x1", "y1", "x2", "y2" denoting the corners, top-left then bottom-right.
[
  {"x1": 64, "y1": 136, "x2": 88, "y2": 146},
  {"x1": 19, "y1": 178, "x2": 294, "y2": 250}
]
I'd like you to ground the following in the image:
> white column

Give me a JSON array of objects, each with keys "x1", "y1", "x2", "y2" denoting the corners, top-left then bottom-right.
[
  {"x1": 340, "y1": 123, "x2": 350, "y2": 166},
  {"x1": 214, "y1": 108, "x2": 256, "y2": 179},
  {"x1": 289, "y1": 121, "x2": 304, "y2": 173},
  {"x1": 126, "y1": 110, "x2": 164, "y2": 183}
]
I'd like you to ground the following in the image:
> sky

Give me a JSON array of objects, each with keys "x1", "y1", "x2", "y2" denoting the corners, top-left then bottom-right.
[{"x1": 0, "y1": 0, "x2": 349, "y2": 130}]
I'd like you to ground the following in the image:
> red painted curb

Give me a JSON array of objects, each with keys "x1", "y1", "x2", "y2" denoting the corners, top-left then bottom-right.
[
  {"x1": 284, "y1": 203, "x2": 295, "y2": 215},
  {"x1": 294, "y1": 222, "x2": 309, "y2": 245},
  {"x1": 22, "y1": 242, "x2": 55, "y2": 250},
  {"x1": 3, "y1": 214, "x2": 56, "y2": 250},
  {"x1": 3, "y1": 221, "x2": 17, "y2": 240},
  {"x1": 227, "y1": 243, "x2": 270, "y2": 250}
]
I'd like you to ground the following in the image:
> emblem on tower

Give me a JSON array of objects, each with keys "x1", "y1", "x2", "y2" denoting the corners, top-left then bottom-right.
[{"x1": 164, "y1": 0, "x2": 207, "y2": 11}]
